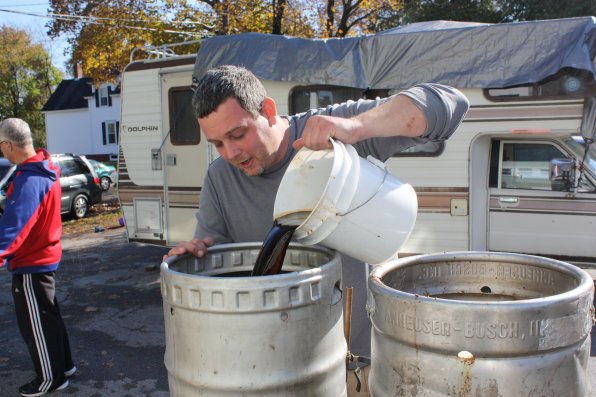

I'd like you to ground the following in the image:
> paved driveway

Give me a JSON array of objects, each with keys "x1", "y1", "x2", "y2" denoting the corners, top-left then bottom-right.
[
  {"x1": 0, "y1": 228, "x2": 595, "y2": 396},
  {"x1": 0, "y1": 228, "x2": 169, "y2": 396}
]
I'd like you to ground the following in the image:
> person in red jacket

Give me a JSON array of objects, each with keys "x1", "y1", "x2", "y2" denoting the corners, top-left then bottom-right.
[{"x1": 0, "y1": 118, "x2": 75, "y2": 396}]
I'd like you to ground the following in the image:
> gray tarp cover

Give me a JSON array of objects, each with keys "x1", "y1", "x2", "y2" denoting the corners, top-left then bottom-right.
[{"x1": 193, "y1": 16, "x2": 596, "y2": 90}]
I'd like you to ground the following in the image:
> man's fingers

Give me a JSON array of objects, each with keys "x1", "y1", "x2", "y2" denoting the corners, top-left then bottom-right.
[{"x1": 162, "y1": 238, "x2": 212, "y2": 260}]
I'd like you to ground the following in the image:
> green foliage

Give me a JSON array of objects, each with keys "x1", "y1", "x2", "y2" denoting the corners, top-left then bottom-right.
[
  {"x1": 400, "y1": 0, "x2": 504, "y2": 24},
  {"x1": 497, "y1": 0, "x2": 596, "y2": 22},
  {"x1": 398, "y1": 0, "x2": 596, "y2": 24},
  {"x1": 0, "y1": 26, "x2": 62, "y2": 148}
]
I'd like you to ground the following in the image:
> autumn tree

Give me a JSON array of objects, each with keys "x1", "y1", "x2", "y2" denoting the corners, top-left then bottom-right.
[
  {"x1": 0, "y1": 26, "x2": 62, "y2": 148},
  {"x1": 300, "y1": 0, "x2": 402, "y2": 38},
  {"x1": 47, "y1": 0, "x2": 202, "y2": 83},
  {"x1": 47, "y1": 0, "x2": 316, "y2": 83}
]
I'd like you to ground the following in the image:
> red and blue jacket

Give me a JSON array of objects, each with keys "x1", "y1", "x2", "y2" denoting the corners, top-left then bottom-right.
[{"x1": 0, "y1": 149, "x2": 62, "y2": 274}]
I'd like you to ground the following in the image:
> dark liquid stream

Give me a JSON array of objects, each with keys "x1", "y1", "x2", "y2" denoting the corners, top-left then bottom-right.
[{"x1": 251, "y1": 221, "x2": 297, "y2": 276}]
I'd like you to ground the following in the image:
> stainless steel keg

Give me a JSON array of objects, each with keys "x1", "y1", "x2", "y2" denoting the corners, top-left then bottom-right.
[
  {"x1": 368, "y1": 251, "x2": 594, "y2": 397},
  {"x1": 161, "y1": 243, "x2": 347, "y2": 396}
]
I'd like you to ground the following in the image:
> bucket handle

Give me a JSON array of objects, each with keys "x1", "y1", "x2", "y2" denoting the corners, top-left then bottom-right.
[{"x1": 338, "y1": 155, "x2": 388, "y2": 216}]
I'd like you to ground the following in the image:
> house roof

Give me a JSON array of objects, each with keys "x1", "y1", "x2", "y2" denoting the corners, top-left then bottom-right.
[{"x1": 42, "y1": 78, "x2": 93, "y2": 111}]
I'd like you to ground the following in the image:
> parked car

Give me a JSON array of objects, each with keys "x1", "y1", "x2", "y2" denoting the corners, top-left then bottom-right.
[
  {"x1": 88, "y1": 158, "x2": 117, "y2": 191},
  {"x1": 0, "y1": 158, "x2": 15, "y2": 215},
  {"x1": 0, "y1": 154, "x2": 103, "y2": 219}
]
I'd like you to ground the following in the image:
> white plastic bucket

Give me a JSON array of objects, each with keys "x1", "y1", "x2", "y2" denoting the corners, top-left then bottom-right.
[{"x1": 274, "y1": 139, "x2": 417, "y2": 264}]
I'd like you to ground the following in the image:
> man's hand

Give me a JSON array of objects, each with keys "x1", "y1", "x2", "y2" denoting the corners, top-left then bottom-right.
[
  {"x1": 292, "y1": 115, "x2": 361, "y2": 151},
  {"x1": 163, "y1": 237, "x2": 214, "y2": 261}
]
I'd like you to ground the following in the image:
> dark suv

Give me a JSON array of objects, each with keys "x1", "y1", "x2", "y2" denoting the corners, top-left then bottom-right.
[{"x1": 0, "y1": 154, "x2": 103, "y2": 219}]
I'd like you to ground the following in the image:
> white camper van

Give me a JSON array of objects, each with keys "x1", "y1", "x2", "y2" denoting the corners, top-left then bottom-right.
[{"x1": 118, "y1": 17, "x2": 596, "y2": 266}]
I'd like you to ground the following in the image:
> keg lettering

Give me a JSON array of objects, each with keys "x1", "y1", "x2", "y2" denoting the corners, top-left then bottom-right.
[
  {"x1": 464, "y1": 321, "x2": 519, "y2": 339},
  {"x1": 418, "y1": 265, "x2": 441, "y2": 280},
  {"x1": 449, "y1": 262, "x2": 487, "y2": 276},
  {"x1": 530, "y1": 319, "x2": 546, "y2": 337},
  {"x1": 384, "y1": 310, "x2": 450, "y2": 336},
  {"x1": 496, "y1": 265, "x2": 555, "y2": 285}
]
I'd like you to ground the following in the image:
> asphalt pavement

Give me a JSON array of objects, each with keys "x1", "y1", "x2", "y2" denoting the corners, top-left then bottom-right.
[
  {"x1": 0, "y1": 228, "x2": 170, "y2": 397},
  {"x1": 0, "y1": 226, "x2": 595, "y2": 396}
]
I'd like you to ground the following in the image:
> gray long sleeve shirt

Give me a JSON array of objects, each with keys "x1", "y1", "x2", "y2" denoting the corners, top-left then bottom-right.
[{"x1": 195, "y1": 83, "x2": 469, "y2": 243}]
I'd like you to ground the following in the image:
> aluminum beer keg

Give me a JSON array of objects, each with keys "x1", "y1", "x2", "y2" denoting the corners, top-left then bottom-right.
[
  {"x1": 368, "y1": 251, "x2": 594, "y2": 397},
  {"x1": 161, "y1": 243, "x2": 347, "y2": 396}
]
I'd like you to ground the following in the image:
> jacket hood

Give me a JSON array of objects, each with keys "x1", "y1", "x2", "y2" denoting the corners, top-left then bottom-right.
[{"x1": 17, "y1": 149, "x2": 58, "y2": 181}]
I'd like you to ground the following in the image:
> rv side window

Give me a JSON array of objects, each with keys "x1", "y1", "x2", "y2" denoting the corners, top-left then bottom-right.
[
  {"x1": 485, "y1": 68, "x2": 590, "y2": 101},
  {"x1": 169, "y1": 87, "x2": 200, "y2": 145},
  {"x1": 290, "y1": 85, "x2": 367, "y2": 114},
  {"x1": 289, "y1": 85, "x2": 444, "y2": 157}
]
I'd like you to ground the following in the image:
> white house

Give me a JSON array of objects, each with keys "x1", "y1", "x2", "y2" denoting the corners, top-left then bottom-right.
[{"x1": 42, "y1": 77, "x2": 121, "y2": 162}]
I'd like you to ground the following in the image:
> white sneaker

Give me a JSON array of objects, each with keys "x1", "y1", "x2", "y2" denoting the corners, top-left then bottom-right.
[{"x1": 64, "y1": 366, "x2": 77, "y2": 377}]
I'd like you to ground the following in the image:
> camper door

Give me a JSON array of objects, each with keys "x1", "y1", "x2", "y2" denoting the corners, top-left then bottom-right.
[
  {"x1": 160, "y1": 70, "x2": 209, "y2": 245},
  {"x1": 488, "y1": 138, "x2": 596, "y2": 261}
]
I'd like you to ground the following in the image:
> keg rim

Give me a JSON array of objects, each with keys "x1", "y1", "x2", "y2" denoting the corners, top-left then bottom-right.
[
  {"x1": 161, "y1": 242, "x2": 339, "y2": 281},
  {"x1": 369, "y1": 251, "x2": 594, "y2": 306}
]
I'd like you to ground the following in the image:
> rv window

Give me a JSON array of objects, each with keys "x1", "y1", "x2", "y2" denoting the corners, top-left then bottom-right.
[
  {"x1": 485, "y1": 68, "x2": 590, "y2": 101},
  {"x1": 169, "y1": 87, "x2": 200, "y2": 145},
  {"x1": 290, "y1": 86, "x2": 366, "y2": 114},
  {"x1": 289, "y1": 85, "x2": 443, "y2": 157}
]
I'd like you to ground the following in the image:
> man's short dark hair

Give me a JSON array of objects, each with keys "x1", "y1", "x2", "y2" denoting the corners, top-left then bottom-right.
[{"x1": 192, "y1": 65, "x2": 267, "y2": 119}]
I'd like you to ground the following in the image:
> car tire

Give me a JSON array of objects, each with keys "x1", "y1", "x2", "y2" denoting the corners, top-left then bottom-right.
[
  {"x1": 100, "y1": 176, "x2": 111, "y2": 191},
  {"x1": 72, "y1": 194, "x2": 89, "y2": 219}
]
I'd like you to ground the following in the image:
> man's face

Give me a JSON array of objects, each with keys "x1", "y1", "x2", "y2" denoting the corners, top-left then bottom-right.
[{"x1": 199, "y1": 97, "x2": 280, "y2": 176}]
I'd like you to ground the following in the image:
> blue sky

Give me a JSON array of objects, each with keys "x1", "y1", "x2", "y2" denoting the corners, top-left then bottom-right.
[{"x1": 0, "y1": 1, "x2": 70, "y2": 75}]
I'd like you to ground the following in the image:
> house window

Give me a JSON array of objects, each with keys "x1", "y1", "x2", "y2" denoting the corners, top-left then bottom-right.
[
  {"x1": 102, "y1": 121, "x2": 119, "y2": 145},
  {"x1": 99, "y1": 86, "x2": 109, "y2": 106}
]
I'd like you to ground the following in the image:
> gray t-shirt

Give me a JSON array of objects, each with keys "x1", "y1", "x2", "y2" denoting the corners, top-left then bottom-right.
[{"x1": 195, "y1": 83, "x2": 468, "y2": 242}]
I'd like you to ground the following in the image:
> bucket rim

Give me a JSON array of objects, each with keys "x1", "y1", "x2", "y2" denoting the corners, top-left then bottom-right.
[{"x1": 368, "y1": 251, "x2": 594, "y2": 307}]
